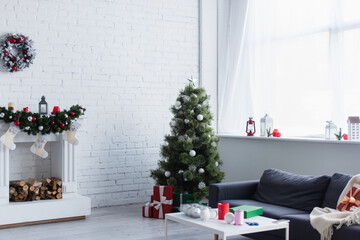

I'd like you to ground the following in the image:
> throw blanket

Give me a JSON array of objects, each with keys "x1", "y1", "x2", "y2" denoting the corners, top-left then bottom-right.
[{"x1": 310, "y1": 174, "x2": 360, "y2": 240}]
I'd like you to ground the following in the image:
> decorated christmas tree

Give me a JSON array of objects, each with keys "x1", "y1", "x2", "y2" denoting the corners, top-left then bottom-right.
[{"x1": 150, "y1": 78, "x2": 224, "y2": 200}]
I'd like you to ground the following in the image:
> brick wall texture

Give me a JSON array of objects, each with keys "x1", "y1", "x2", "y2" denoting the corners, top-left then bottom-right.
[{"x1": 0, "y1": 0, "x2": 199, "y2": 207}]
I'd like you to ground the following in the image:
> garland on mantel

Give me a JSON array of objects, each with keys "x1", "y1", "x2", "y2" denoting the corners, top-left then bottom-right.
[{"x1": 0, "y1": 105, "x2": 86, "y2": 135}]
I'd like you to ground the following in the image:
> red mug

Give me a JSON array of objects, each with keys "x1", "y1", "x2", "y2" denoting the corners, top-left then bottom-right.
[{"x1": 218, "y1": 203, "x2": 229, "y2": 220}]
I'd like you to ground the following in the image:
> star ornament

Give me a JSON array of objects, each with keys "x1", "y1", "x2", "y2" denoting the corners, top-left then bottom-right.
[{"x1": 187, "y1": 76, "x2": 198, "y2": 86}]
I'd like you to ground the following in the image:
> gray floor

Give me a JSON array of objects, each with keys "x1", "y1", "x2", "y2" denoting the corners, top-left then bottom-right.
[{"x1": 0, "y1": 204, "x2": 252, "y2": 240}]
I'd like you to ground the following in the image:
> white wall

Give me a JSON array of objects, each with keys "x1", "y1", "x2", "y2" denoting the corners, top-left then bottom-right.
[
  {"x1": 219, "y1": 136, "x2": 360, "y2": 182},
  {"x1": 0, "y1": 0, "x2": 199, "y2": 207}
]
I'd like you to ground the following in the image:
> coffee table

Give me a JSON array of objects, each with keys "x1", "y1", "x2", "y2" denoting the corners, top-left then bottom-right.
[{"x1": 165, "y1": 212, "x2": 289, "y2": 240}]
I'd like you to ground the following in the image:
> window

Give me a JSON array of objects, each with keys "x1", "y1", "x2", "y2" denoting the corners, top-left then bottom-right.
[{"x1": 218, "y1": 0, "x2": 360, "y2": 137}]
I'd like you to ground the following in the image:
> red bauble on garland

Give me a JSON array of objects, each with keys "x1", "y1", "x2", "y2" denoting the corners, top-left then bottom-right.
[
  {"x1": 50, "y1": 121, "x2": 55, "y2": 126},
  {"x1": 14, "y1": 121, "x2": 20, "y2": 126},
  {"x1": 32, "y1": 116, "x2": 36, "y2": 121},
  {"x1": 60, "y1": 123, "x2": 65, "y2": 128}
]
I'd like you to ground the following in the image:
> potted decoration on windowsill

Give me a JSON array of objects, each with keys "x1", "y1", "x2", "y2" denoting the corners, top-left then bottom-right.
[{"x1": 150, "y1": 77, "x2": 225, "y2": 210}]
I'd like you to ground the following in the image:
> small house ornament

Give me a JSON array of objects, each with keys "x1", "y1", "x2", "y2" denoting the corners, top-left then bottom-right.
[
  {"x1": 260, "y1": 114, "x2": 273, "y2": 137},
  {"x1": 38, "y1": 96, "x2": 48, "y2": 115},
  {"x1": 325, "y1": 121, "x2": 337, "y2": 140},
  {"x1": 347, "y1": 116, "x2": 360, "y2": 140},
  {"x1": 246, "y1": 117, "x2": 256, "y2": 136}
]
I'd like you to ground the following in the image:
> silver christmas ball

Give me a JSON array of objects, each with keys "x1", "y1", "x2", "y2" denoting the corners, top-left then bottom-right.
[
  {"x1": 178, "y1": 170, "x2": 184, "y2": 174},
  {"x1": 175, "y1": 101, "x2": 181, "y2": 108},
  {"x1": 164, "y1": 171, "x2": 171, "y2": 177},
  {"x1": 163, "y1": 141, "x2": 169, "y2": 147},
  {"x1": 197, "y1": 104, "x2": 201, "y2": 108},
  {"x1": 27, "y1": 116, "x2": 32, "y2": 122},
  {"x1": 38, "y1": 126, "x2": 44, "y2": 131},
  {"x1": 189, "y1": 150, "x2": 196, "y2": 157},
  {"x1": 9, "y1": 116, "x2": 12, "y2": 119},
  {"x1": 25, "y1": 126, "x2": 30, "y2": 130},
  {"x1": 65, "y1": 114, "x2": 68, "y2": 118},
  {"x1": 211, "y1": 141, "x2": 217, "y2": 147},
  {"x1": 197, "y1": 114, "x2": 203, "y2": 121},
  {"x1": 215, "y1": 161, "x2": 219, "y2": 167},
  {"x1": 184, "y1": 119, "x2": 190, "y2": 124},
  {"x1": 198, "y1": 168, "x2": 205, "y2": 174},
  {"x1": 178, "y1": 135, "x2": 185, "y2": 141},
  {"x1": 0, "y1": 113, "x2": 4, "y2": 118},
  {"x1": 55, "y1": 132, "x2": 60, "y2": 136},
  {"x1": 170, "y1": 120, "x2": 176, "y2": 127}
]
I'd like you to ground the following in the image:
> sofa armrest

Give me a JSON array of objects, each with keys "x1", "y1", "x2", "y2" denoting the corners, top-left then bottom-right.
[{"x1": 209, "y1": 180, "x2": 259, "y2": 208}]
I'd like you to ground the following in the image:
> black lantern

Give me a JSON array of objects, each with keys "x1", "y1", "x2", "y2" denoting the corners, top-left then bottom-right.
[{"x1": 39, "y1": 96, "x2": 48, "y2": 115}]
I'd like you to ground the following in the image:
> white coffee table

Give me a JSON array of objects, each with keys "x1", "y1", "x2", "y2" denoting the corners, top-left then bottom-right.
[{"x1": 165, "y1": 212, "x2": 289, "y2": 240}]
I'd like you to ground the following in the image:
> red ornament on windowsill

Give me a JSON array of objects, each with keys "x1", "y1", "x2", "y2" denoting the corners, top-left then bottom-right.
[{"x1": 246, "y1": 117, "x2": 256, "y2": 136}]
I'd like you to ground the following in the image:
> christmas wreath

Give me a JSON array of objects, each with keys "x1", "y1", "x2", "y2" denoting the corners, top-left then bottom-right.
[
  {"x1": 0, "y1": 33, "x2": 35, "y2": 72},
  {"x1": 0, "y1": 105, "x2": 85, "y2": 135}
]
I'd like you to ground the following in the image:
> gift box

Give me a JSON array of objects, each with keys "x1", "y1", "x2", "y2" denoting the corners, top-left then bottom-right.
[
  {"x1": 230, "y1": 205, "x2": 263, "y2": 218},
  {"x1": 185, "y1": 200, "x2": 200, "y2": 204},
  {"x1": 142, "y1": 203, "x2": 153, "y2": 218},
  {"x1": 152, "y1": 185, "x2": 173, "y2": 219},
  {"x1": 151, "y1": 195, "x2": 154, "y2": 203},
  {"x1": 173, "y1": 193, "x2": 195, "y2": 207},
  {"x1": 337, "y1": 186, "x2": 360, "y2": 211}
]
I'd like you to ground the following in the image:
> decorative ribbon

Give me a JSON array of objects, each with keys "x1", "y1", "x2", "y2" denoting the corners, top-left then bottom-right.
[
  {"x1": 340, "y1": 187, "x2": 360, "y2": 211},
  {"x1": 152, "y1": 186, "x2": 173, "y2": 218},
  {"x1": 144, "y1": 202, "x2": 152, "y2": 217}
]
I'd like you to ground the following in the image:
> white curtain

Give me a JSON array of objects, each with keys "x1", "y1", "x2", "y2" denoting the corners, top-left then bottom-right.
[{"x1": 218, "y1": 0, "x2": 360, "y2": 137}]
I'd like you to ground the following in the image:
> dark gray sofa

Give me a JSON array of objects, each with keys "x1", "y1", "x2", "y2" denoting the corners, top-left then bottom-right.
[{"x1": 209, "y1": 169, "x2": 357, "y2": 240}]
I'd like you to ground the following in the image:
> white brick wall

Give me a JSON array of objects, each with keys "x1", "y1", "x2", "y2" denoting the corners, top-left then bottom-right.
[{"x1": 0, "y1": 0, "x2": 199, "y2": 207}]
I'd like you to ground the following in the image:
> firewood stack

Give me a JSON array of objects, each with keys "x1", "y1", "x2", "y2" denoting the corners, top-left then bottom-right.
[{"x1": 9, "y1": 177, "x2": 62, "y2": 202}]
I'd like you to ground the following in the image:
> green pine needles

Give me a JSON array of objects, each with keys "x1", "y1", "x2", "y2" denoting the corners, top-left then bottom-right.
[{"x1": 150, "y1": 83, "x2": 224, "y2": 200}]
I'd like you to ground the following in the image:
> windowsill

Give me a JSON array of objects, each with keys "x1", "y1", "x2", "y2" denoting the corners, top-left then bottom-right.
[{"x1": 216, "y1": 134, "x2": 360, "y2": 145}]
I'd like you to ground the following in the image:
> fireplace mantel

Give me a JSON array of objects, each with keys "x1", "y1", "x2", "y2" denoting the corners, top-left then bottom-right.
[{"x1": 0, "y1": 122, "x2": 91, "y2": 227}]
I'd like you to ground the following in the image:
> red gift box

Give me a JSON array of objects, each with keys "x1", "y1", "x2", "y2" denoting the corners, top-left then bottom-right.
[
  {"x1": 152, "y1": 185, "x2": 173, "y2": 219},
  {"x1": 142, "y1": 203, "x2": 153, "y2": 218},
  {"x1": 337, "y1": 186, "x2": 360, "y2": 211},
  {"x1": 151, "y1": 195, "x2": 154, "y2": 203}
]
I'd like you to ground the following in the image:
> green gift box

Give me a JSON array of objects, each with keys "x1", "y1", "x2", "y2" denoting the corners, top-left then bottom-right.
[
  {"x1": 173, "y1": 193, "x2": 195, "y2": 207},
  {"x1": 230, "y1": 205, "x2": 263, "y2": 219}
]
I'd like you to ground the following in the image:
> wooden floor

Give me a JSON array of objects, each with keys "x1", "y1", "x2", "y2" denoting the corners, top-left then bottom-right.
[{"x1": 0, "y1": 204, "x2": 252, "y2": 240}]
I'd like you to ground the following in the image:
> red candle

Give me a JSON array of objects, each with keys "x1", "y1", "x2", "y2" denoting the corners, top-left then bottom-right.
[
  {"x1": 52, "y1": 106, "x2": 60, "y2": 114},
  {"x1": 23, "y1": 107, "x2": 28, "y2": 112},
  {"x1": 218, "y1": 203, "x2": 230, "y2": 220}
]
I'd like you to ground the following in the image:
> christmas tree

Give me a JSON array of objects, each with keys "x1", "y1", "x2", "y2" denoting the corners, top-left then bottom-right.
[{"x1": 150, "y1": 78, "x2": 224, "y2": 200}]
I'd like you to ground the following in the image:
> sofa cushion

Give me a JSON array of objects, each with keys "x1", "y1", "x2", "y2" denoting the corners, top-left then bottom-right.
[
  {"x1": 219, "y1": 199, "x2": 307, "y2": 220},
  {"x1": 253, "y1": 169, "x2": 331, "y2": 212},
  {"x1": 322, "y1": 173, "x2": 352, "y2": 209},
  {"x1": 281, "y1": 214, "x2": 320, "y2": 240}
]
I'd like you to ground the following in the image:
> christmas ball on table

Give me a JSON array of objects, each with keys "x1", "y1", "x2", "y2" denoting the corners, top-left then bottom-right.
[
  {"x1": 197, "y1": 114, "x2": 203, "y2": 121},
  {"x1": 14, "y1": 121, "x2": 20, "y2": 126},
  {"x1": 164, "y1": 171, "x2": 171, "y2": 177},
  {"x1": 211, "y1": 141, "x2": 217, "y2": 147},
  {"x1": 27, "y1": 116, "x2": 32, "y2": 122},
  {"x1": 198, "y1": 168, "x2": 205, "y2": 174},
  {"x1": 170, "y1": 120, "x2": 176, "y2": 127},
  {"x1": 38, "y1": 126, "x2": 43, "y2": 131},
  {"x1": 184, "y1": 119, "x2": 189, "y2": 124},
  {"x1": 189, "y1": 150, "x2": 196, "y2": 157}
]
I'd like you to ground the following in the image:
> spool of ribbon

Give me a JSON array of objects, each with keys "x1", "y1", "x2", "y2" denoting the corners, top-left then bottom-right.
[
  {"x1": 340, "y1": 187, "x2": 360, "y2": 211},
  {"x1": 152, "y1": 186, "x2": 173, "y2": 218}
]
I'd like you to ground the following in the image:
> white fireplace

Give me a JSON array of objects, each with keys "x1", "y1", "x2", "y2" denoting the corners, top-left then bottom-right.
[{"x1": 0, "y1": 122, "x2": 91, "y2": 227}]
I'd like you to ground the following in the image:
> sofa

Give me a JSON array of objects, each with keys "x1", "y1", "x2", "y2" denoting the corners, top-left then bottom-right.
[{"x1": 209, "y1": 168, "x2": 359, "y2": 240}]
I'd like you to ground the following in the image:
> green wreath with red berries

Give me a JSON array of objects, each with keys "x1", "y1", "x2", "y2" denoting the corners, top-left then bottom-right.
[
  {"x1": 0, "y1": 33, "x2": 35, "y2": 72},
  {"x1": 0, "y1": 105, "x2": 85, "y2": 135}
]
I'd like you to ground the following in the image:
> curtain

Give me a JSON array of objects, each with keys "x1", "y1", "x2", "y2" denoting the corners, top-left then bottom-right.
[{"x1": 218, "y1": 0, "x2": 360, "y2": 137}]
